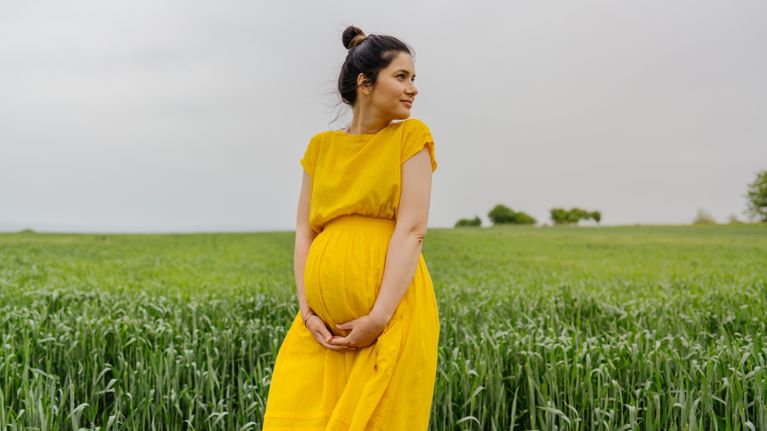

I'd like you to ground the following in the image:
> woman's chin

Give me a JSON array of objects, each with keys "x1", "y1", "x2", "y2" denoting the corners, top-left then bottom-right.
[{"x1": 393, "y1": 111, "x2": 411, "y2": 120}]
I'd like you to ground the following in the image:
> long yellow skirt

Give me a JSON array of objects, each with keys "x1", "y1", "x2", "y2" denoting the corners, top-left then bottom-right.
[{"x1": 262, "y1": 214, "x2": 440, "y2": 430}]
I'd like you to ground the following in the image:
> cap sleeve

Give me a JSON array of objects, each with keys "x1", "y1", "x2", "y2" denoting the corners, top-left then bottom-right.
[
  {"x1": 400, "y1": 118, "x2": 437, "y2": 173},
  {"x1": 300, "y1": 134, "x2": 321, "y2": 176}
]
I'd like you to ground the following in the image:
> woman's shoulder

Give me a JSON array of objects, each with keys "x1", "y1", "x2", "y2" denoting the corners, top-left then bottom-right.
[
  {"x1": 305, "y1": 130, "x2": 335, "y2": 149},
  {"x1": 398, "y1": 118, "x2": 433, "y2": 142},
  {"x1": 398, "y1": 117, "x2": 432, "y2": 134},
  {"x1": 311, "y1": 129, "x2": 335, "y2": 140},
  {"x1": 400, "y1": 117, "x2": 429, "y2": 127}
]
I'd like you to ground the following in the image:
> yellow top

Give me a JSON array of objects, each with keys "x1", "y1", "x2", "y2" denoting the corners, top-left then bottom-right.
[{"x1": 300, "y1": 118, "x2": 437, "y2": 234}]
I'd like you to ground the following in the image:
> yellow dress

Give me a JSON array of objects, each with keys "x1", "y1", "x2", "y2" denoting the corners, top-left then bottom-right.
[{"x1": 262, "y1": 118, "x2": 440, "y2": 430}]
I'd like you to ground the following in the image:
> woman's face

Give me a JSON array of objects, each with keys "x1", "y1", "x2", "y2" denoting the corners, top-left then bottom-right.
[{"x1": 364, "y1": 51, "x2": 418, "y2": 120}]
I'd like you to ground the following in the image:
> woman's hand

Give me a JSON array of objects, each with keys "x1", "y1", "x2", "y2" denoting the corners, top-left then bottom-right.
[
  {"x1": 327, "y1": 314, "x2": 388, "y2": 349},
  {"x1": 304, "y1": 314, "x2": 357, "y2": 352}
]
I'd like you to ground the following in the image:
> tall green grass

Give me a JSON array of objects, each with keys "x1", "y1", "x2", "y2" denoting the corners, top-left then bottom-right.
[{"x1": 0, "y1": 224, "x2": 765, "y2": 430}]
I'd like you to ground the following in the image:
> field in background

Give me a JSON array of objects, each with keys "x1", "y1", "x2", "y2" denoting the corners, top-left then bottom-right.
[{"x1": 0, "y1": 224, "x2": 765, "y2": 430}]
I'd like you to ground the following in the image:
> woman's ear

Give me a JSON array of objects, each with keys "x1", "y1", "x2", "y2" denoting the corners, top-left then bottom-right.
[{"x1": 356, "y1": 73, "x2": 371, "y2": 95}]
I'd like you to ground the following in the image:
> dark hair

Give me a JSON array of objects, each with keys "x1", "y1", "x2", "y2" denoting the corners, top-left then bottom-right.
[{"x1": 337, "y1": 25, "x2": 414, "y2": 107}]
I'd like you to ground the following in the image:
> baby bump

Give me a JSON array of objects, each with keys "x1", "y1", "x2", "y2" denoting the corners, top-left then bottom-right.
[{"x1": 304, "y1": 216, "x2": 394, "y2": 335}]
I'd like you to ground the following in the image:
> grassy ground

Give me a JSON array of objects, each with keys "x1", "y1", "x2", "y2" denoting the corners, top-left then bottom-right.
[{"x1": 0, "y1": 223, "x2": 765, "y2": 430}]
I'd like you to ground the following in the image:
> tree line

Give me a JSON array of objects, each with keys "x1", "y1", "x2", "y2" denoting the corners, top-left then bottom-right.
[
  {"x1": 455, "y1": 205, "x2": 601, "y2": 227},
  {"x1": 455, "y1": 169, "x2": 767, "y2": 227}
]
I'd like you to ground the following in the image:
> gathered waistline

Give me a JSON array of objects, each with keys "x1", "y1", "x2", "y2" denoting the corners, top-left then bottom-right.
[{"x1": 322, "y1": 214, "x2": 396, "y2": 232}]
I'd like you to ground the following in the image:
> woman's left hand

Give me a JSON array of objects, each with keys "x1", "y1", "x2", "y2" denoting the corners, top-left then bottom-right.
[{"x1": 328, "y1": 314, "x2": 387, "y2": 349}]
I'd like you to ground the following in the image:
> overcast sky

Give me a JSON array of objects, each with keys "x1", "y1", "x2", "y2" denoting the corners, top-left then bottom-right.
[{"x1": 1, "y1": 0, "x2": 765, "y2": 233}]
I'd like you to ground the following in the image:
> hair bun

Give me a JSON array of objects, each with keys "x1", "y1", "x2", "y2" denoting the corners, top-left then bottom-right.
[{"x1": 342, "y1": 25, "x2": 367, "y2": 50}]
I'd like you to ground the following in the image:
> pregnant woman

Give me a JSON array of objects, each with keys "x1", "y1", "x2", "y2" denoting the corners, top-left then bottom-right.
[{"x1": 262, "y1": 26, "x2": 440, "y2": 430}]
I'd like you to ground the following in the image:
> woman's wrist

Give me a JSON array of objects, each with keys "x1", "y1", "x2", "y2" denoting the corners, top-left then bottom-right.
[
  {"x1": 300, "y1": 305, "x2": 313, "y2": 320},
  {"x1": 369, "y1": 307, "x2": 392, "y2": 328},
  {"x1": 302, "y1": 310, "x2": 316, "y2": 326}
]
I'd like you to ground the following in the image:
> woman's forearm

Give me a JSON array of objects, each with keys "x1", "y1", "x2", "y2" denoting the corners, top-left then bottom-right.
[
  {"x1": 294, "y1": 231, "x2": 316, "y2": 320},
  {"x1": 370, "y1": 228, "x2": 424, "y2": 325}
]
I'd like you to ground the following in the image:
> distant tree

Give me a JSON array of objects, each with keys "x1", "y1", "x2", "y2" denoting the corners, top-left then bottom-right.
[
  {"x1": 570, "y1": 208, "x2": 590, "y2": 223},
  {"x1": 513, "y1": 212, "x2": 537, "y2": 225},
  {"x1": 550, "y1": 207, "x2": 601, "y2": 225},
  {"x1": 488, "y1": 204, "x2": 537, "y2": 225},
  {"x1": 745, "y1": 170, "x2": 767, "y2": 222},
  {"x1": 693, "y1": 208, "x2": 716, "y2": 225},
  {"x1": 488, "y1": 204, "x2": 514, "y2": 224},
  {"x1": 455, "y1": 216, "x2": 482, "y2": 227},
  {"x1": 550, "y1": 208, "x2": 568, "y2": 225}
]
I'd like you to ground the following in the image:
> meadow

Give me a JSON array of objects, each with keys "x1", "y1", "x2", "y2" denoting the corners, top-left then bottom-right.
[{"x1": 0, "y1": 223, "x2": 765, "y2": 430}]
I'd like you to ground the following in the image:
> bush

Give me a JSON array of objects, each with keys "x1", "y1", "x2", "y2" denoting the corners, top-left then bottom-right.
[
  {"x1": 455, "y1": 216, "x2": 482, "y2": 227},
  {"x1": 550, "y1": 207, "x2": 601, "y2": 225},
  {"x1": 693, "y1": 209, "x2": 716, "y2": 225},
  {"x1": 488, "y1": 204, "x2": 537, "y2": 225}
]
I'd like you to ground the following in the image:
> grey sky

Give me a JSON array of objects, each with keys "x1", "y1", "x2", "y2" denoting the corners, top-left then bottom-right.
[{"x1": 1, "y1": 0, "x2": 765, "y2": 233}]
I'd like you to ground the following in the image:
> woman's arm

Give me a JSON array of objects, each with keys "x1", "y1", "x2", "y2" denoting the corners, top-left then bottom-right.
[
  {"x1": 295, "y1": 171, "x2": 318, "y2": 322},
  {"x1": 369, "y1": 147, "x2": 434, "y2": 326}
]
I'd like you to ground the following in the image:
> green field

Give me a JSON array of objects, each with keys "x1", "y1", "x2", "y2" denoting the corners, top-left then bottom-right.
[{"x1": 1, "y1": 224, "x2": 765, "y2": 430}]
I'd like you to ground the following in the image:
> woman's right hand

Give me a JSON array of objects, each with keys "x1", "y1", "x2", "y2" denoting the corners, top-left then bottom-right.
[{"x1": 305, "y1": 314, "x2": 358, "y2": 352}]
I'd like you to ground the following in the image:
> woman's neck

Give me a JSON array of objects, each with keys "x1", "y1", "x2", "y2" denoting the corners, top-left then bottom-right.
[{"x1": 346, "y1": 108, "x2": 391, "y2": 134}]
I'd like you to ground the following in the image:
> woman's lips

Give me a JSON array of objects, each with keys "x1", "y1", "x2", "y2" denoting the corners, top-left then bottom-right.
[{"x1": 401, "y1": 100, "x2": 413, "y2": 108}]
